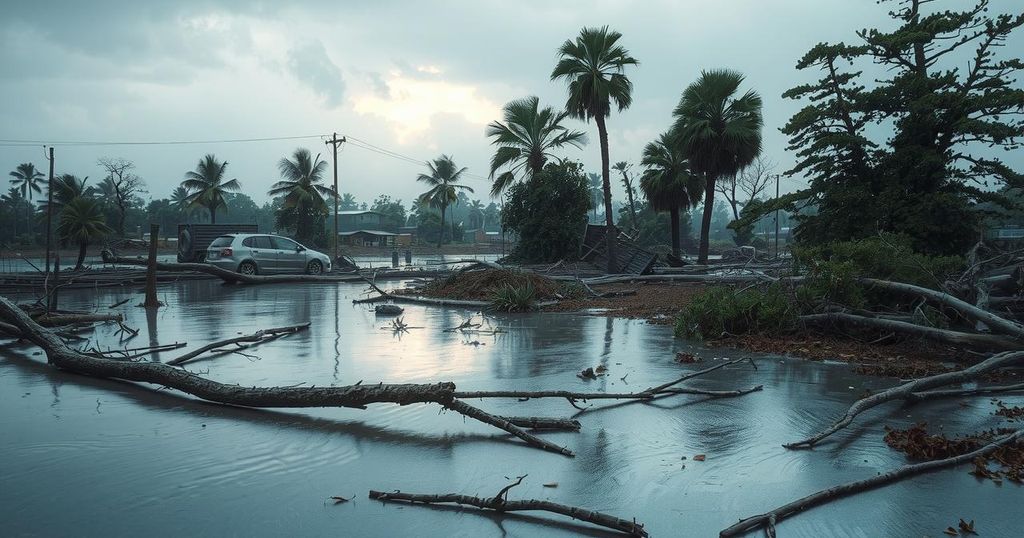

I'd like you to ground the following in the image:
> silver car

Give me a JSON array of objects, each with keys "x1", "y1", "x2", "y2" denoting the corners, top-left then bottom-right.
[{"x1": 205, "y1": 234, "x2": 332, "y2": 275}]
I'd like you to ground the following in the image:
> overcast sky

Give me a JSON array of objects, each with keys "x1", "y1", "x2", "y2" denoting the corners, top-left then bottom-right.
[{"x1": 2, "y1": 0, "x2": 1021, "y2": 207}]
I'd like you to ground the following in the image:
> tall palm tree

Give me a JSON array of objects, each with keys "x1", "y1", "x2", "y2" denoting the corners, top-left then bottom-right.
[
  {"x1": 673, "y1": 69, "x2": 763, "y2": 263},
  {"x1": 269, "y1": 148, "x2": 334, "y2": 245},
  {"x1": 587, "y1": 173, "x2": 602, "y2": 222},
  {"x1": 467, "y1": 199, "x2": 486, "y2": 230},
  {"x1": 57, "y1": 197, "x2": 112, "y2": 270},
  {"x1": 486, "y1": 95, "x2": 587, "y2": 196},
  {"x1": 181, "y1": 154, "x2": 241, "y2": 224},
  {"x1": 169, "y1": 185, "x2": 198, "y2": 222},
  {"x1": 339, "y1": 193, "x2": 359, "y2": 210},
  {"x1": 417, "y1": 155, "x2": 474, "y2": 248},
  {"x1": 640, "y1": 131, "x2": 703, "y2": 258},
  {"x1": 613, "y1": 161, "x2": 639, "y2": 229},
  {"x1": 2, "y1": 188, "x2": 26, "y2": 237},
  {"x1": 9, "y1": 163, "x2": 44, "y2": 237},
  {"x1": 551, "y1": 26, "x2": 638, "y2": 272}
]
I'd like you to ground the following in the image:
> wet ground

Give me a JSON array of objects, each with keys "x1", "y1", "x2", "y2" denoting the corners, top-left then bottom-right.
[{"x1": 1, "y1": 280, "x2": 1022, "y2": 537}]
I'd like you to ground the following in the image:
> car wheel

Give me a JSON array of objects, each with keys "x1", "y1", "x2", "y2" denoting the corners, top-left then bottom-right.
[
  {"x1": 238, "y1": 261, "x2": 258, "y2": 275},
  {"x1": 306, "y1": 260, "x2": 323, "y2": 275}
]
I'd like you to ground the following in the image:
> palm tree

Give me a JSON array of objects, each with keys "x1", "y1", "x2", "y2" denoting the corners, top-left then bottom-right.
[
  {"x1": 269, "y1": 148, "x2": 334, "y2": 245},
  {"x1": 57, "y1": 197, "x2": 112, "y2": 270},
  {"x1": 339, "y1": 193, "x2": 359, "y2": 210},
  {"x1": 9, "y1": 163, "x2": 44, "y2": 238},
  {"x1": 2, "y1": 188, "x2": 26, "y2": 237},
  {"x1": 181, "y1": 154, "x2": 241, "y2": 224},
  {"x1": 551, "y1": 26, "x2": 638, "y2": 272},
  {"x1": 673, "y1": 69, "x2": 763, "y2": 263},
  {"x1": 613, "y1": 161, "x2": 639, "y2": 229},
  {"x1": 640, "y1": 131, "x2": 703, "y2": 258},
  {"x1": 486, "y1": 95, "x2": 587, "y2": 196},
  {"x1": 40, "y1": 174, "x2": 92, "y2": 215},
  {"x1": 169, "y1": 186, "x2": 198, "y2": 222},
  {"x1": 467, "y1": 199, "x2": 486, "y2": 229},
  {"x1": 586, "y1": 173, "x2": 602, "y2": 222},
  {"x1": 417, "y1": 155, "x2": 474, "y2": 248}
]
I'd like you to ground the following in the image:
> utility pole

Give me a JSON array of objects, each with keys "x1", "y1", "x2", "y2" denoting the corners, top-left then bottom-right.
[
  {"x1": 325, "y1": 133, "x2": 346, "y2": 263},
  {"x1": 773, "y1": 173, "x2": 781, "y2": 259},
  {"x1": 45, "y1": 145, "x2": 54, "y2": 275}
]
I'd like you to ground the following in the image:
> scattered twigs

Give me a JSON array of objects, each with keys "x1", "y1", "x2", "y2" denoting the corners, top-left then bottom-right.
[
  {"x1": 785, "y1": 350, "x2": 1024, "y2": 449},
  {"x1": 166, "y1": 323, "x2": 310, "y2": 366},
  {"x1": 443, "y1": 399, "x2": 574, "y2": 457},
  {"x1": 369, "y1": 477, "x2": 648, "y2": 537},
  {"x1": 659, "y1": 385, "x2": 765, "y2": 398},
  {"x1": 721, "y1": 429, "x2": 1024, "y2": 538}
]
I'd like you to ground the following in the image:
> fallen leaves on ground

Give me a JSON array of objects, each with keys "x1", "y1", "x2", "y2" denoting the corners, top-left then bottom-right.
[
  {"x1": 674, "y1": 352, "x2": 701, "y2": 364},
  {"x1": 693, "y1": 454, "x2": 706, "y2": 462},
  {"x1": 884, "y1": 423, "x2": 1023, "y2": 483}
]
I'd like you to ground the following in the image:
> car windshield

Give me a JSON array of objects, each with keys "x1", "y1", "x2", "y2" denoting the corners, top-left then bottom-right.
[
  {"x1": 209, "y1": 236, "x2": 234, "y2": 248},
  {"x1": 271, "y1": 237, "x2": 300, "y2": 250}
]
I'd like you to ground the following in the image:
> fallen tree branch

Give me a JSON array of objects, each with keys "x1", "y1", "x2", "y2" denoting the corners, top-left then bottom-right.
[
  {"x1": 443, "y1": 399, "x2": 574, "y2": 456},
  {"x1": 721, "y1": 429, "x2": 1024, "y2": 537},
  {"x1": 906, "y1": 382, "x2": 1024, "y2": 402},
  {"x1": 785, "y1": 350, "x2": 1024, "y2": 449},
  {"x1": 800, "y1": 312, "x2": 1021, "y2": 351},
  {"x1": 369, "y1": 478, "x2": 648, "y2": 537},
  {"x1": 861, "y1": 277, "x2": 1024, "y2": 340},
  {"x1": 33, "y1": 312, "x2": 123, "y2": 327},
  {"x1": 166, "y1": 323, "x2": 311, "y2": 366}
]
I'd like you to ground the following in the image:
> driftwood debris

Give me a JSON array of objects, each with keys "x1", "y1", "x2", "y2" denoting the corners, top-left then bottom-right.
[
  {"x1": 165, "y1": 323, "x2": 311, "y2": 366},
  {"x1": 800, "y1": 312, "x2": 1021, "y2": 351},
  {"x1": 369, "y1": 476, "x2": 648, "y2": 537},
  {"x1": 785, "y1": 350, "x2": 1024, "y2": 449},
  {"x1": 721, "y1": 429, "x2": 1024, "y2": 537}
]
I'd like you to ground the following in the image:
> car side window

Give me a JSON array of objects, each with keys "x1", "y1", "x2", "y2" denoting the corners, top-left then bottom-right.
[
  {"x1": 254, "y1": 236, "x2": 274, "y2": 249},
  {"x1": 271, "y1": 237, "x2": 299, "y2": 250},
  {"x1": 242, "y1": 237, "x2": 256, "y2": 248}
]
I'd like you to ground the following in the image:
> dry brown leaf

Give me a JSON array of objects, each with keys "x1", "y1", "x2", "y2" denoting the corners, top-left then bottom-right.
[
  {"x1": 943, "y1": 527, "x2": 959, "y2": 536},
  {"x1": 693, "y1": 454, "x2": 706, "y2": 462}
]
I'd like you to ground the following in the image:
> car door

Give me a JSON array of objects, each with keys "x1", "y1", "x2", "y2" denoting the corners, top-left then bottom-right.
[
  {"x1": 246, "y1": 236, "x2": 278, "y2": 273},
  {"x1": 271, "y1": 236, "x2": 304, "y2": 273}
]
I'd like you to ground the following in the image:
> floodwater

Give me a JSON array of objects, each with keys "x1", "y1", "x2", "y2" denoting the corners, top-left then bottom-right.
[
  {"x1": 0, "y1": 253, "x2": 501, "y2": 274},
  {"x1": 1, "y1": 281, "x2": 1021, "y2": 537}
]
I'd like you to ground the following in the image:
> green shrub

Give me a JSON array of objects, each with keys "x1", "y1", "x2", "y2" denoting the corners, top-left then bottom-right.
[
  {"x1": 674, "y1": 284, "x2": 797, "y2": 340},
  {"x1": 793, "y1": 233, "x2": 963, "y2": 308},
  {"x1": 490, "y1": 282, "x2": 537, "y2": 312}
]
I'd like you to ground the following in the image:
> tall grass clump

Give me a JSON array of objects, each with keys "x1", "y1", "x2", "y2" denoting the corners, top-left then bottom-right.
[{"x1": 674, "y1": 284, "x2": 797, "y2": 340}]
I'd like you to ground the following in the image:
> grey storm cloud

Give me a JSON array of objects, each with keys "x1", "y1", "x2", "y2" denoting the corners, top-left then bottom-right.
[{"x1": 286, "y1": 40, "x2": 346, "y2": 107}]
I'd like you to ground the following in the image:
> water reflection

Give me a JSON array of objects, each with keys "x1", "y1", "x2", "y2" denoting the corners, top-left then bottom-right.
[{"x1": 0, "y1": 279, "x2": 1021, "y2": 537}]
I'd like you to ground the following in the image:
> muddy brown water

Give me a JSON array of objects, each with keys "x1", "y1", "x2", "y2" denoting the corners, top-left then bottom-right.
[{"x1": 1, "y1": 280, "x2": 1021, "y2": 537}]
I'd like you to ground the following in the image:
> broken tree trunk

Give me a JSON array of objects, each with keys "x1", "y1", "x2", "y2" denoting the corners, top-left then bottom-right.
[
  {"x1": 800, "y1": 312, "x2": 1021, "y2": 351},
  {"x1": 721, "y1": 429, "x2": 1024, "y2": 537},
  {"x1": 785, "y1": 350, "x2": 1024, "y2": 449},
  {"x1": 369, "y1": 477, "x2": 648, "y2": 537},
  {"x1": 32, "y1": 312, "x2": 123, "y2": 327},
  {"x1": 143, "y1": 223, "x2": 161, "y2": 308}
]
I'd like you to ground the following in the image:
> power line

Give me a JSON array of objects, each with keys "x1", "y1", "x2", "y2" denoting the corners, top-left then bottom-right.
[
  {"x1": 344, "y1": 135, "x2": 491, "y2": 182},
  {"x1": 0, "y1": 135, "x2": 324, "y2": 147}
]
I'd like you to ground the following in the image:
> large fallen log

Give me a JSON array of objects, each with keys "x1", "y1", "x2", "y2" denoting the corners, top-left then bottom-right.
[
  {"x1": 369, "y1": 476, "x2": 648, "y2": 537},
  {"x1": 800, "y1": 312, "x2": 1021, "y2": 351},
  {"x1": 721, "y1": 429, "x2": 1024, "y2": 537},
  {"x1": 785, "y1": 350, "x2": 1024, "y2": 449}
]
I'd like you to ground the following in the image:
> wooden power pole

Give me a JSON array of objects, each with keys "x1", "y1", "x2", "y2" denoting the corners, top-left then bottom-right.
[
  {"x1": 45, "y1": 145, "x2": 54, "y2": 275},
  {"x1": 325, "y1": 133, "x2": 346, "y2": 262}
]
